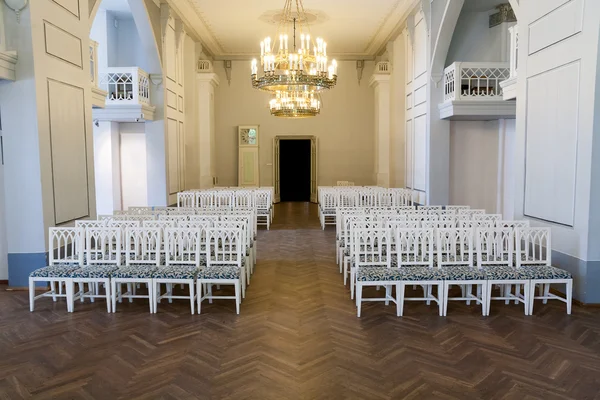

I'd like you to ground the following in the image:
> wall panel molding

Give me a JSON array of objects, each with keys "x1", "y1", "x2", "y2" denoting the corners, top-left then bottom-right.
[
  {"x1": 528, "y1": 0, "x2": 583, "y2": 55},
  {"x1": 52, "y1": 0, "x2": 81, "y2": 19},
  {"x1": 47, "y1": 79, "x2": 90, "y2": 224},
  {"x1": 43, "y1": 21, "x2": 83, "y2": 69}
]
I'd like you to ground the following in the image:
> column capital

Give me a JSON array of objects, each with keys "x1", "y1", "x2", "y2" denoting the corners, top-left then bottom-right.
[
  {"x1": 196, "y1": 72, "x2": 220, "y2": 87},
  {"x1": 369, "y1": 73, "x2": 391, "y2": 88}
]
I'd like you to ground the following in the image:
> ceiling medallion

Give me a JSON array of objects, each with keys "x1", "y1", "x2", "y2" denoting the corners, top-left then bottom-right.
[{"x1": 250, "y1": 0, "x2": 337, "y2": 118}]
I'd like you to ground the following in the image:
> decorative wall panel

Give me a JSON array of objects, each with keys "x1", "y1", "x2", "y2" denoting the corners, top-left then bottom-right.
[
  {"x1": 47, "y1": 79, "x2": 89, "y2": 223},
  {"x1": 413, "y1": 114, "x2": 427, "y2": 191},
  {"x1": 167, "y1": 118, "x2": 179, "y2": 195},
  {"x1": 44, "y1": 21, "x2": 83, "y2": 68},
  {"x1": 528, "y1": 0, "x2": 583, "y2": 55},
  {"x1": 52, "y1": 0, "x2": 80, "y2": 18}
]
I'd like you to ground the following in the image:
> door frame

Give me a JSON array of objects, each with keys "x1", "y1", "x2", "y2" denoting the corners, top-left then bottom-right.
[{"x1": 273, "y1": 135, "x2": 318, "y2": 203}]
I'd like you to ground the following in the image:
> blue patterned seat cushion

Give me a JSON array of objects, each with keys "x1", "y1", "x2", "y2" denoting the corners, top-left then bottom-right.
[
  {"x1": 356, "y1": 267, "x2": 402, "y2": 282},
  {"x1": 198, "y1": 266, "x2": 241, "y2": 280},
  {"x1": 71, "y1": 265, "x2": 119, "y2": 278},
  {"x1": 483, "y1": 266, "x2": 530, "y2": 280},
  {"x1": 113, "y1": 265, "x2": 158, "y2": 279},
  {"x1": 399, "y1": 267, "x2": 445, "y2": 281},
  {"x1": 442, "y1": 266, "x2": 486, "y2": 280},
  {"x1": 30, "y1": 265, "x2": 81, "y2": 278},
  {"x1": 321, "y1": 208, "x2": 336, "y2": 215},
  {"x1": 154, "y1": 266, "x2": 199, "y2": 279},
  {"x1": 522, "y1": 265, "x2": 572, "y2": 280},
  {"x1": 257, "y1": 209, "x2": 270, "y2": 215}
]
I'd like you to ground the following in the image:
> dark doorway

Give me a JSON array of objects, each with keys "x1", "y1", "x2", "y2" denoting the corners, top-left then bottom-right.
[{"x1": 280, "y1": 139, "x2": 311, "y2": 202}]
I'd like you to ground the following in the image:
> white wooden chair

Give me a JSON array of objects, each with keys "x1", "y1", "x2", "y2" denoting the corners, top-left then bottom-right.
[
  {"x1": 446, "y1": 205, "x2": 470, "y2": 212},
  {"x1": 395, "y1": 228, "x2": 443, "y2": 316},
  {"x1": 354, "y1": 228, "x2": 399, "y2": 317},
  {"x1": 254, "y1": 190, "x2": 272, "y2": 230},
  {"x1": 437, "y1": 228, "x2": 487, "y2": 316},
  {"x1": 198, "y1": 228, "x2": 244, "y2": 314},
  {"x1": 177, "y1": 192, "x2": 197, "y2": 208},
  {"x1": 477, "y1": 228, "x2": 531, "y2": 316},
  {"x1": 214, "y1": 221, "x2": 251, "y2": 286},
  {"x1": 111, "y1": 227, "x2": 161, "y2": 313},
  {"x1": 29, "y1": 228, "x2": 84, "y2": 312},
  {"x1": 154, "y1": 228, "x2": 201, "y2": 314},
  {"x1": 516, "y1": 228, "x2": 573, "y2": 314},
  {"x1": 221, "y1": 216, "x2": 255, "y2": 277},
  {"x1": 70, "y1": 227, "x2": 121, "y2": 313}
]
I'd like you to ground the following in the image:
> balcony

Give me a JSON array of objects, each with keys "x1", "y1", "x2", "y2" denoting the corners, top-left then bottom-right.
[
  {"x1": 92, "y1": 67, "x2": 156, "y2": 122},
  {"x1": 90, "y1": 40, "x2": 107, "y2": 108},
  {"x1": 499, "y1": 26, "x2": 518, "y2": 100},
  {"x1": 438, "y1": 62, "x2": 516, "y2": 120}
]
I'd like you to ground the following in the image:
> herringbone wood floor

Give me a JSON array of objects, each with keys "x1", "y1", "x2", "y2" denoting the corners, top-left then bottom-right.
[{"x1": 1, "y1": 202, "x2": 600, "y2": 399}]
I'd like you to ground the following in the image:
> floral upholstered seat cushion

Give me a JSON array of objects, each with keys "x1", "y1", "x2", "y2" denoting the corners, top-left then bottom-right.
[
  {"x1": 112, "y1": 265, "x2": 158, "y2": 279},
  {"x1": 198, "y1": 266, "x2": 241, "y2": 280},
  {"x1": 30, "y1": 265, "x2": 81, "y2": 278},
  {"x1": 257, "y1": 209, "x2": 270, "y2": 215},
  {"x1": 399, "y1": 267, "x2": 445, "y2": 281},
  {"x1": 483, "y1": 266, "x2": 530, "y2": 280},
  {"x1": 154, "y1": 266, "x2": 199, "y2": 280},
  {"x1": 521, "y1": 265, "x2": 572, "y2": 280},
  {"x1": 321, "y1": 208, "x2": 336, "y2": 215},
  {"x1": 70, "y1": 265, "x2": 119, "y2": 278},
  {"x1": 356, "y1": 267, "x2": 402, "y2": 282},
  {"x1": 442, "y1": 266, "x2": 486, "y2": 281}
]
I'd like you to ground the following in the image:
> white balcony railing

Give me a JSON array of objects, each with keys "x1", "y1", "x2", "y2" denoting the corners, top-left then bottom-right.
[
  {"x1": 89, "y1": 40, "x2": 98, "y2": 85},
  {"x1": 99, "y1": 67, "x2": 151, "y2": 105},
  {"x1": 508, "y1": 26, "x2": 518, "y2": 78},
  {"x1": 443, "y1": 62, "x2": 511, "y2": 102}
]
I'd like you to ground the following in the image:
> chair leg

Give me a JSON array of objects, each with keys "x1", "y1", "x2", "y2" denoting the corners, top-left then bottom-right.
[
  {"x1": 111, "y1": 280, "x2": 117, "y2": 313},
  {"x1": 397, "y1": 283, "x2": 404, "y2": 317},
  {"x1": 29, "y1": 279, "x2": 35, "y2": 312},
  {"x1": 566, "y1": 280, "x2": 573, "y2": 315},
  {"x1": 208, "y1": 284, "x2": 213, "y2": 304},
  {"x1": 485, "y1": 282, "x2": 493, "y2": 316},
  {"x1": 356, "y1": 283, "x2": 363, "y2": 317},
  {"x1": 466, "y1": 284, "x2": 472, "y2": 305},
  {"x1": 197, "y1": 281, "x2": 202, "y2": 314},
  {"x1": 235, "y1": 281, "x2": 241, "y2": 315},
  {"x1": 543, "y1": 284, "x2": 550, "y2": 304},
  {"x1": 105, "y1": 280, "x2": 111, "y2": 313},
  {"x1": 443, "y1": 282, "x2": 449, "y2": 317},
  {"x1": 529, "y1": 281, "x2": 535, "y2": 315},
  {"x1": 480, "y1": 283, "x2": 488, "y2": 316},
  {"x1": 189, "y1": 282, "x2": 195, "y2": 315},
  {"x1": 385, "y1": 285, "x2": 391, "y2": 306},
  {"x1": 148, "y1": 281, "x2": 154, "y2": 314},
  {"x1": 505, "y1": 284, "x2": 511, "y2": 305},
  {"x1": 51, "y1": 281, "x2": 57, "y2": 302},
  {"x1": 66, "y1": 280, "x2": 74, "y2": 313},
  {"x1": 523, "y1": 281, "x2": 531, "y2": 316}
]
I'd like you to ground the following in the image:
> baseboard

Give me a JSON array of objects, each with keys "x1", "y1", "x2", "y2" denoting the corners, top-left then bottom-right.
[{"x1": 0, "y1": 280, "x2": 7, "y2": 285}]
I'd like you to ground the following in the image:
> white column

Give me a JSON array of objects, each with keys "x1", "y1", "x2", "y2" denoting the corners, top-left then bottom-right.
[
  {"x1": 93, "y1": 121, "x2": 122, "y2": 215},
  {"x1": 197, "y1": 71, "x2": 219, "y2": 188},
  {"x1": 370, "y1": 73, "x2": 391, "y2": 188}
]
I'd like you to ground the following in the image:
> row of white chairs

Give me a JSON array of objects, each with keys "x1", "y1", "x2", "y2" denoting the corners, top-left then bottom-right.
[
  {"x1": 177, "y1": 189, "x2": 273, "y2": 230},
  {"x1": 318, "y1": 187, "x2": 415, "y2": 229},
  {"x1": 346, "y1": 226, "x2": 572, "y2": 317},
  {"x1": 30, "y1": 223, "x2": 254, "y2": 315}
]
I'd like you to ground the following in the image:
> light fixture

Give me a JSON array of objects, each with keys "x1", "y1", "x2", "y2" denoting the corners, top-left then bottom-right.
[
  {"x1": 250, "y1": 0, "x2": 337, "y2": 118},
  {"x1": 269, "y1": 91, "x2": 321, "y2": 118}
]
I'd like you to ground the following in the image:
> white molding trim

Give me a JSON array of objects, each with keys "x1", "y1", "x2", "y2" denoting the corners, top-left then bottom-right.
[
  {"x1": 91, "y1": 87, "x2": 108, "y2": 109},
  {"x1": 438, "y1": 100, "x2": 516, "y2": 120},
  {"x1": 196, "y1": 72, "x2": 220, "y2": 87},
  {"x1": 500, "y1": 77, "x2": 517, "y2": 100},
  {"x1": 369, "y1": 73, "x2": 391, "y2": 87},
  {"x1": 0, "y1": 50, "x2": 17, "y2": 81},
  {"x1": 92, "y1": 104, "x2": 156, "y2": 122}
]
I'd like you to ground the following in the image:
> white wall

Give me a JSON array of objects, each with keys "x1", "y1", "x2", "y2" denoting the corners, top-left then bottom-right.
[
  {"x1": 93, "y1": 121, "x2": 121, "y2": 215},
  {"x1": 120, "y1": 123, "x2": 148, "y2": 209},
  {"x1": 116, "y1": 18, "x2": 147, "y2": 68},
  {"x1": 212, "y1": 60, "x2": 376, "y2": 188},
  {"x1": 0, "y1": 148, "x2": 7, "y2": 280},
  {"x1": 449, "y1": 120, "x2": 500, "y2": 212}
]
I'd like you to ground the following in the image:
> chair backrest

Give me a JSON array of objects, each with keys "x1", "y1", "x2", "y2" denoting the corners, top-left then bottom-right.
[
  {"x1": 421, "y1": 220, "x2": 456, "y2": 229},
  {"x1": 164, "y1": 227, "x2": 201, "y2": 267},
  {"x1": 417, "y1": 205, "x2": 442, "y2": 212},
  {"x1": 158, "y1": 215, "x2": 190, "y2": 222},
  {"x1": 395, "y1": 228, "x2": 434, "y2": 268},
  {"x1": 214, "y1": 221, "x2": 248, "y2": 250},
  {"x1": 85, "y1": 227, "x2": 121, "y2": 265},
  {"x1": 457, "y1": 209, "x2": 486, "y2": 218},
  {"x1": 446, "y1": 205, "x2": 470, "y2": 212},
  {"x1": 457, "y1": 219, "x2": 495, "y2": 229},
  {"x1": 215, "y1": 191, "x2": 234, "y2": 208},
  {"x1": 167, "y1": 208, "x2": 196, "y2": 215},
  {"x1": 205, "y1": 227, "x2": 243, "y2": 268},
  {"x1": 254, "y1": 190, "x2": 271, "y2": 209},
  {"x1": 497, "y1": 220, "x2": 530, "y2": 229},
  {"x1": 75, "y1": 220, "x2": 107, "y2": 229},
  {"x1": 387, "y1": 220, "x2": 421, "y2": 231},
  {"x1": 178, "y1": 220, "x2": 213, "y2": 230},
  {"x1": 352, "y1": 227, "x2": 390, "y2": 268},
  {"x1": 476, "y1": 228, "x2": 514, "y2": 267},
  {"x1": 49, "y1": 227, "x2": 85, "y2": 265},
  {"x1": 128, "y1": 206, "x2": 153, "y2": 214},
  {"x1": 235, "y1": 191, "x2": 253, "y2": 208},
  {"x1": 108, "y1": 220, "x2": 141, "y2": 241},
  {"x1": 197, "y1": 192, "x2": 216, "y2": 208},
  {"x1": 130, "y1": 215, "x2": 157, "y2": 222},
  {"x1": 220, "y1": 216, "x2": 253, "y2": 246},
  {"x1": 515, "y1": 227, "x2": 551, "y2": 267},
  {"x1": 177, "y1": 192, "x2": 197, "y2": 208},
  {"x1": 344, "y1": 216, "x2": 381, "y2": 250},
  {"x1": 472, "y1": 214, "x2": 502, "y2": 223},
  {"x1": 143, "y1": 220, "x2": 176, "y2": 230},
  {"x1": 189, "y1": 215, "x2": 220, "y2": 224},
  {"x1": 124, "y1": 227, "x2": 161, "y2": 266},
  {"x1": 436, "y1": 228, "x2": 474, "y2": 268}
]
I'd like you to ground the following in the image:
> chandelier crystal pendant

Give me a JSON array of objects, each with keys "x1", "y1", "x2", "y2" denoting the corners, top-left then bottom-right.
[{"x1": 250, "y1": 0, "x2": 337, "y2": 118}]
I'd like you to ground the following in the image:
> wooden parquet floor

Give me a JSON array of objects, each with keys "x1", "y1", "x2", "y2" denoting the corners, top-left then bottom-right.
[{"x1": 1, "y1": 202, "x2": 600, "y2": 399}]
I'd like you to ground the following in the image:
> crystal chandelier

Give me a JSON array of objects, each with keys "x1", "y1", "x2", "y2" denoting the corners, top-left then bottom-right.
[{"x1": 250, "y1": 0, "x2": 337, "y2": 118}]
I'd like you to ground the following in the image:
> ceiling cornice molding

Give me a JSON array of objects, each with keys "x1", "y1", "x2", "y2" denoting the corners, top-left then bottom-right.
[
  {"x1": 164, "y1": 0, "x2": 221, "y2": 57},
  {"x1": 177, "y1": 0, "x2": 419, "y2": 60}
]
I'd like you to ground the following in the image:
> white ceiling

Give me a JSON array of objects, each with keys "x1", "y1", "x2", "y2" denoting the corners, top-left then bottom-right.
[{"x1": 183, "y1": 0, "x2": 415, "y2": 59}]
